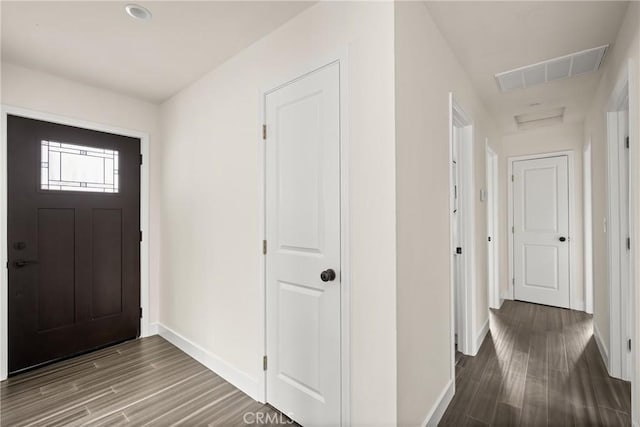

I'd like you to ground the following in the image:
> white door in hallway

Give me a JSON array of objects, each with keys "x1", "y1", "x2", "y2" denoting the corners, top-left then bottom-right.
[
  {"x1": 513, "y1": 155, "x2": 570, "y2": 308},
  {"x1": 265, "y1": 62, "x2": 341, "y2": 426}
]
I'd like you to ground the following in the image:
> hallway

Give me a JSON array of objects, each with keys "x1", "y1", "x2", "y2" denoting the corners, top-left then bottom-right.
[
  {"x1": 439, "y1": 300, "x2": 631, "y2": 426},
  {"x1": 1, "y1": 1, "x2": 639, "y2": 425}
]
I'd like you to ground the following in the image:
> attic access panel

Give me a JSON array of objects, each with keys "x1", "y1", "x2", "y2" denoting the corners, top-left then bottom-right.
[{"x1": 495, "y1": 45, "x2": 608, "y2": 92}]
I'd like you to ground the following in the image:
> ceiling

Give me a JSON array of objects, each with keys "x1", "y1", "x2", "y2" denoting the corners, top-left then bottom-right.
[
  {"x1": 1, "y1": 1, "x2": 314, "y2": 103},
  {"x1": 425, "y1": 1, "x2": 629, "y2": 133}
]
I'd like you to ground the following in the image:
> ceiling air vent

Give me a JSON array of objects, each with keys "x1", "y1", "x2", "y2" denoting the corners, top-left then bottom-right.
[
  {"x1": 495, "y1": 45, "x2": 608, "y2": 92},
  {"x1": 515, "y1": 107, "x2": 565, "y2": 130}
]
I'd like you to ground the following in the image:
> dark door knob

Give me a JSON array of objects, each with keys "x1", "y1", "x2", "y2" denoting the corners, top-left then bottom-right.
[
  {"x1": 14, "y1": 260, "x2": 38, "y2": 268},
  {"x1": 559, "y1": 237, "x2": 567, "y2": 242},
  {"x1": 320, "y1": 269, "x2": 336, "y2": 282}
]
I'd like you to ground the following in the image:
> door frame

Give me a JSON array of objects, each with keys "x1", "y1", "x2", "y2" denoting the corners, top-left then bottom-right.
[
  {"x1": 448, "y1": 93, "x2": 476, "y2": 356},
  {"x1": 583, "y1": 140, "x2": 594, "y2": 315},
  {"x1": 485, "y1": 142, "x2": 500, "y2": 310},
  {"x1": 258, "y1": 54, "x2": 351, "y2": 425},
  {"x1": 0, "y1": 105, "x2": 152, "y2": 381},
  {"x1": 605, "y1": 59, "x2": 636, "y2": 383},
  {"x1": 507, "y1": 151, "x2": 576, "y2": 308}
]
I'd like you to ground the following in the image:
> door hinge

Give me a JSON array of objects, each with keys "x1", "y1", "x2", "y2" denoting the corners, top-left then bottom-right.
[
  {"x1": 628, "y1": 339, "x2": 632, "y2": 351},
  {"x1": 512, "y1": 226, "x2": 514, "y2": 234},
  {"x1": 263, "y1": 240, "x2": 267, "y2": 255},
  {"x1": 140, "y1": 154, "x2": 143, "y2": 165},
  {"x1": 140, "y1": 230, "x2": 143, "y2": 242},
  {"x1": 512, "y1": 278, "x2": 515, "y2": 286},
  {"x1": 627, "y1": 237, "x2": 631, "y2": 250},
  {"x1": 139, "y1": 307, "x2": 143, "y2": 319},
  {"x1": 625, "y1": 136, "x2": 630, "y2": 149},
  {"x1": 263, "y1": 355, "x2": 268, "y2": 371},
  {"x1": 262, "y1": 124, "x2": 267, "y2": 140},
  {"x1": 488, "y1": 236, "x2": 492, "y2": 242},
  {"x1": 511, "y1": 174, "x2": 514, "y2": 182}
]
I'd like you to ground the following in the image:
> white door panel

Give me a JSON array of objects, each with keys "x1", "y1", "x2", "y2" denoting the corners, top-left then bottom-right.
[
  {"x1": 513, "y1": 156, "x2": 570, "y2": 308},
  {"x1": 522, "y1": 166, "x2": 558, "y2": 232},
  {"x1": 524, "y1": 245, "x2": 559, "y2": 289},
  {"x1": 266, "y1": 62, "x2": 341, "y2": 426}
]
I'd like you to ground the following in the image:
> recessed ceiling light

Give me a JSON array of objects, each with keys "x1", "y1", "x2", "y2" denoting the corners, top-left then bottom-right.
[{"x1": 125, "y1": 4, "x2": 152, "y2": 21}]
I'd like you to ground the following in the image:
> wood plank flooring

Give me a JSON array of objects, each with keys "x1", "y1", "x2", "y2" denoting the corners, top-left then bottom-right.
[
  {"x1": 439, "y1": 300, "x2": 632, "y2": 426},
  {"x1": 1, "y1": 302, "x2": 631, "y2": 426},
  {"x1": 0, "y1": 336, "x2": 292, "y2": 426}
]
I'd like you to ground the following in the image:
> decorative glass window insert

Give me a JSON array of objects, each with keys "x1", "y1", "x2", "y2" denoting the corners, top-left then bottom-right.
[{"x1": 41, "y1": 141, "x2": 119, "y2": 193}]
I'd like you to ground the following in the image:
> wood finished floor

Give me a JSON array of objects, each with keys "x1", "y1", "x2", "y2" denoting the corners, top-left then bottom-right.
[
  {"x1": 0, "y1": 336, "x2": 292, "y2": 426},
  {"x1": 439, "y1": 300, "x2": 632, "y2": 426}
]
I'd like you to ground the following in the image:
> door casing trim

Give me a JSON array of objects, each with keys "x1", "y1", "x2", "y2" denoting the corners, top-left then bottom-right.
[
  {"x1": 583, "y1": 141, "x2": 594, "y2": 315},
  {"x1": 258, "y1": 51, "x2": 351, "y2": 426},
  {"x1": 0, "y1": 105, "x2": 151, "y2": 380},
  {"x1": 485, "y1": 142, "x2": 500, "y2": 310},
  {"x1": 507, "y1": 151, "x2": 576, "y2": 309}
]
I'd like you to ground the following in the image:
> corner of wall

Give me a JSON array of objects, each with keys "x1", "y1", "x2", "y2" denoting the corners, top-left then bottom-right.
[{"x1": 157, "y1": 323, "x2": 262, "y2": 402}]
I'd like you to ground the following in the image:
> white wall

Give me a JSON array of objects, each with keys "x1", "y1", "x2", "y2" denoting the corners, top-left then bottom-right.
[
  {"x1": 0, "y1": 62, "x2": 162, "y2": 324},
  {"x1": 584, "y1": 2, "x2": 639, "y2": 421},
  {"x1": 394, "y1": 2, "x2": 499, "y2": 424},
  {"x1": 158, "y1": 3, "x2": 397, "y2": 424},
  {"x1": 499, "y1": 122, "x2": 585, "y2": 310}
]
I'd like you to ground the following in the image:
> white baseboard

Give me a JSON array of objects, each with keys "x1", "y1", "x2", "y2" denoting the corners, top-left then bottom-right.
[
  {"x1": 422, "y1": 379, "x2": 454, "y2": 427},
  {"x1": 474, "y1": 318, "x2": 490, "y2": 354},
  {"x1": 147, "y1": 322, "x2": 159, "y2": 336},
  {"x1": 501, "y1": 292, "x2": 512, "y2": 302},
  {"x1": 593, "y1": 322, "x2": 610, "y2": 373},
  {"x1": 156, "y1": 323, "x2": 261, "y2": 402}
]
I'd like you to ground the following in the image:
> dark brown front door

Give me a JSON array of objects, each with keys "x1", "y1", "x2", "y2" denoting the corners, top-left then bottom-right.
[{"x1": 7, "y1": 115, "x2": 141, "y2": 374}]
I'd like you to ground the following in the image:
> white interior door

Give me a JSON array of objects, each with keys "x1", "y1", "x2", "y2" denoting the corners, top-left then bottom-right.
[
  {"x1": 607, "y1": 103, "x2": 631, "y2": 380},
  {"x1": 265, "y1": 62, "x2": 341, "y2": 426},
  {"x1": 452, "y1": 127, "x2": 463, "y2": 349},
  {"x1": 450, "y1": 113, "x2": 474, "y2": 355},
  {"x1": 513, "y1": 156, "x2": 570, "y2": 308},
  {"x1": 619, "y1": 108, "x2": 631, "y2": 379}
]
